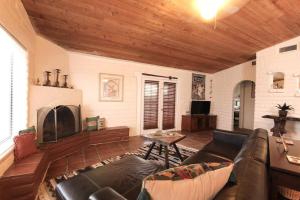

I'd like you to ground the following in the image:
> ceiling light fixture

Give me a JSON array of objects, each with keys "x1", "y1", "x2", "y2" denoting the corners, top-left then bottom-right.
[{"x1": 195, "y1": 0, "x2": 228, "y2": 21}]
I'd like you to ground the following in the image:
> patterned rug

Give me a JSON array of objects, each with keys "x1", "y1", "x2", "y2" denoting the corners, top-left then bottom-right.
[{"x1": 38, "y1": 144, "x2": 197, "y2": 200}]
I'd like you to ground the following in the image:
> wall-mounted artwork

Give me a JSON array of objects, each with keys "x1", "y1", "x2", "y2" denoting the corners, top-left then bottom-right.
[
  {"x1": 99, "y1": 73, "x2": 124, "y2": 101},
  {"x1": 192, "y1": 74, "x2": 205, "y2": 100},
  {"x1": 273, "y1": 72, "x2": 285, "y2": 89}
]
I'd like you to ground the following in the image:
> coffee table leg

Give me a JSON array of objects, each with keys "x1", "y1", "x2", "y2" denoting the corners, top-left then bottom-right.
[
  {"x1": 173, "y1": 143, "x2": 184, "y2": 162},
  {"x1": 159, "y1": 145, "x2": 163, "y2": 155},
  {"x1": 144, "y1": 142, "x2": 156, "y2": 160},
  {"x1": 165, "y1": 146, "x2": 169, "y2": 169}
]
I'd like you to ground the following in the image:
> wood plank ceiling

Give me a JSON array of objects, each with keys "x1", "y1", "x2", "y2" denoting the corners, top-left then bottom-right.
[{"x1": 22, "y1": 0, "x2": 300, "y2": 73}]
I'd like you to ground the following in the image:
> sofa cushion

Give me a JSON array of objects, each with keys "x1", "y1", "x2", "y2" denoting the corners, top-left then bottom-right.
[
  {"x1": 56, "y1": 175, "x2": 100, "y2": 200},
  {"x1": 215, "y1": 158, "x2": 268, "y2": 200},
  {"x1": 249, "y1": 128, "x2": 269, "y2": 140},
  {"x1": 202, "y1": 140, "x2": 241, "y2": 161},
  {"x1": 213, "y1": 130, "x2": 248, "y2": 148},
  {"x1": 235, "y1": 134, "x2": 268, "y2": 164},
  {"x1": 89, "y1": 187, "x2": 127, "y2": 200},
  {"x1": 182, "y1": 151, "x2": 231, "y2": 165},
  {"x1": 143, "y1": 162, "x2": 234, "y2": 200},
  {"x1": 56, "y1": 156, "x2": 162, "y2": 200}
]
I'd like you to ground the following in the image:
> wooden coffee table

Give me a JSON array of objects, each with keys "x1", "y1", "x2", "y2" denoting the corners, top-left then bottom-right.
[
  {"x1": 142, "y1": 132, "x2": 186, "y2": 169},
  {"x1": 269, "y1": 136, "x2": 300, "y2": 199}
]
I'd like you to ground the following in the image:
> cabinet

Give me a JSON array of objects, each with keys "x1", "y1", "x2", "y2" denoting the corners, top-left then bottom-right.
[{"x1": 181, "y1": 115, "x2": 217, "y2": 132}]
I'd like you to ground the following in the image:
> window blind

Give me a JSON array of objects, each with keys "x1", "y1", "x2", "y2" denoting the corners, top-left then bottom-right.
[
  {"x1": 0, "y1": 27, "x2": 28, "y2": 147},
  {"x1": 143, "y1": 80, "x2": 159, "y2": 130},
  {"x1": 162, "y1": 82, "x2": 176, "y2": 130}
]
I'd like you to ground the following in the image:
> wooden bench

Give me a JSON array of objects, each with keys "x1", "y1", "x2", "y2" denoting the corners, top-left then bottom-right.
[
  {"x1": 89, "y1": 126, "x2": 130, "y2": 145},
  {"x1": 0, "y1": 126, "x2": 129, "y2": 200},
  {"x1": 0, "y1": 151, "x2": 49, "y2": 200}
]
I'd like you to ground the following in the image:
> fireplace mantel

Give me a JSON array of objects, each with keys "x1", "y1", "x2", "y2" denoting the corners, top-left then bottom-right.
[{"x1": 29, "y1": 85, "x2": 82, "y2": 127}]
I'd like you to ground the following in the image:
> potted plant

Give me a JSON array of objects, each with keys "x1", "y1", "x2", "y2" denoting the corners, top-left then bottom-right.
[{"x1": 276, "y1": 103, "x2": 294, "y2": 117}]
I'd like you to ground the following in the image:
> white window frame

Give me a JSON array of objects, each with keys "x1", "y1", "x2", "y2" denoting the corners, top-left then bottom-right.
[
  {"x1": 140, "y1": 75, "x2": 179, "y2": 135},
  {"x1": 0, "y1": 26, "x2": 28, "y2": 155}
]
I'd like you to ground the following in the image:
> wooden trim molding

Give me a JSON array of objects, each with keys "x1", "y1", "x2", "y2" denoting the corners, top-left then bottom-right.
[
  {"x1": 0, "y1": 126, "x2": 129, "y2": 199},
  {"x1": 0, "y1": 148, "x2": 14, "y2": 176}
]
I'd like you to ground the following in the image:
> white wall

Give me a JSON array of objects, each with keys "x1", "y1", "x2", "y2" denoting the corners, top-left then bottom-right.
[
  {"x1": 69, "y1": 52, "x2": 212, "y2": 136},
  {"x1": 0, "y1": 0, "x2": 35, "y2": 80},
  {"x1": 29, "y1": 36, "x2": 71, "y2": 126},
  {"x1": 34, "y1": 35, "x2": 70, "y2": 85},
  {"x1": 0, "y1": 0, "x2": 36, "y2": 176},
  {"x1": 29, "y1": 86, "x2": 82, "y2": 127},
  {"x1": 212, "y1": 61, "x2": 256, "y2": 130},
  {"x1": 0, "y1": 0, "x2": 71, "y2": 174},
  {"x1": 213, "y1": 36, "x2": 300, "y2": 137},
  {"x1": 254, "y1": 36, "x2": 300, "y2": 139}
]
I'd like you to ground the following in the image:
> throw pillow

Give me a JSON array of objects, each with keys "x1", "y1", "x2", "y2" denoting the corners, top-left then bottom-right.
[
  {"x1": 14, "y1": 133, "x2": 38, "y2": 161},
  {"x1": 19, "y1": 126, "x2": 36, "y2": 135},
  {"x1": 98, "y1": 118, "x2": 105, "y2": 130},
  {"x1": 86, "y1": 116, "x2": 99, "y2": 131},
  {"x1": 142, "y1": 162, "x2": 233, "y2": 200}
]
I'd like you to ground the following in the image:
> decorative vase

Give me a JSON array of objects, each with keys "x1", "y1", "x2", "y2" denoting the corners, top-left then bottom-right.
[
  {"x1": 53, "y1": 69, "x2": 61, "y2": 87},
  {"x1": 279, "y1": 110, "x2": 288, "y2": 117},
  {"x1": 43, "y1": 71, "x2": 51, "y2": 86},
  {"x1": 62, "y1": 75, "x2": 68, "y2": 88}
]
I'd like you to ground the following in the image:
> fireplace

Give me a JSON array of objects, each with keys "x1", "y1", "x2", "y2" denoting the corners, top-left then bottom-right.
[{"x1": 37, "y1": 105, "x2": 81, "y2": 143}]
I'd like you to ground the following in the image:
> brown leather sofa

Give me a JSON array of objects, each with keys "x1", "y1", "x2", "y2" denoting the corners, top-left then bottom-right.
[
  {"x1": 56, "y1": 128, "x2": 269, "y2": 200},
  {"x1": 56, "y1": 156, "x2": 163, "y2": 200},
  {"x1": 183, "y1": 128, "x2": 269, "y2": 200}
]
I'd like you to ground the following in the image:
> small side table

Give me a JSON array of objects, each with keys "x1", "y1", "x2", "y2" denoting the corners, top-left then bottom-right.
[
  {"x1": 142, "y1": 133, "x2": 186, "y2": 169},
  {"x1": 269, "y1": 136, "x2": 300, "y2": 199},
  {"x1": 262, "y1": 115, "x2": 300, "y2": 136}
]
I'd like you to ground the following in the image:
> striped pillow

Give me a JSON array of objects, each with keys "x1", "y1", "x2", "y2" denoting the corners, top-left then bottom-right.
[
  {"x1": 19, "y1": 126, "x2": 36, "y2": 135},
  {"x1": 86, "y1": 116, "x2": 99, "y2": 131}
]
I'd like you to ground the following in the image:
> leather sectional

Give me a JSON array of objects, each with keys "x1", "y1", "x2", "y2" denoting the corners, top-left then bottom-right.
[{"x1": 56, "y1": 128, "x2": 269, "y2": 200}]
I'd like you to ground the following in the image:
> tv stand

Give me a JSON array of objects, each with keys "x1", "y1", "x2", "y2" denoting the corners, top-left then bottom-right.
[{"x1": 181, "y1": 114, "x2": 217, "y2": 132}]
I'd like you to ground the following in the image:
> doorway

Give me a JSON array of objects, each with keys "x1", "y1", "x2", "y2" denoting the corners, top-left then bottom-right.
[
  {"x1": 141, "y1": 76, "x2": 178, "y2": 134},
  {"x1": 233, "y1": 80, "x2": 255, "y2": 132}
]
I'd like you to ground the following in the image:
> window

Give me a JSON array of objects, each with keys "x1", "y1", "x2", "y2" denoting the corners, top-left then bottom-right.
[
  {"x1": 142, "y1": 78, "x2": 177, "y2": 133},
  {"x1": 0, "y1": 27, "x2": 28, "y2": 153}
]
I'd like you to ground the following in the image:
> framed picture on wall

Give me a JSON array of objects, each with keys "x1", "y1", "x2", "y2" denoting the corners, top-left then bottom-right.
[
  {"x1": 192, "y1": 73, "x2": 205, "y2": 100},
  {"x1": 99, "y1": 73, "x2": 124, "y2": 101}
]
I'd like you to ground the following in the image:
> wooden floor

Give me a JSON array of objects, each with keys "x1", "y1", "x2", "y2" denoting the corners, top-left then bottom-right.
[{"x1": 46, "y1": 131, "x2": 212, "y2": 179}]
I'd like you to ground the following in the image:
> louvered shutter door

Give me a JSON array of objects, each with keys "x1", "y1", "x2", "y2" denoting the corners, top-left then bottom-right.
[
  {"x1": 162, "y1": 82, "x2": 176, "y2": 130},
  {"x1": 143, "y1": 80, "x2": 159, "y2": 130}
]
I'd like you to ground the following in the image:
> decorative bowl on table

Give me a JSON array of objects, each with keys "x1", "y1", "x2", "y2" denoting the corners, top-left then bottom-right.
[
  {"x1": 153, "y1": 130, "x2": 163, "y2": 136},
  {"x1": 166, "y1": 131, "x2": 176, "y2": 136}
]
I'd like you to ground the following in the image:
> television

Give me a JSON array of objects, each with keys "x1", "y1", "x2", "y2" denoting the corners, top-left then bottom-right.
[{"x1": 191, "y1": 101, "x2": 211, "y2": 115}]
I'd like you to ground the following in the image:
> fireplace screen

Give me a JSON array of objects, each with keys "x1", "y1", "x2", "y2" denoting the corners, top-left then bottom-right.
[{"x1": 37, "y1": 105, "x2": 81, "y2": 143}]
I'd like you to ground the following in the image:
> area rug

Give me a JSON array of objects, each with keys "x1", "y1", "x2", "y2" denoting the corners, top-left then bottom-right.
[{"x1": 38, "y1": 144, "x2": 197, "y2": 200}]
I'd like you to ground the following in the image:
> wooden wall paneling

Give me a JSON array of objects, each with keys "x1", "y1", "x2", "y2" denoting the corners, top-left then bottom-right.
[{"x1": 21, "y1": 0, "x2": 300, "y2": 73}]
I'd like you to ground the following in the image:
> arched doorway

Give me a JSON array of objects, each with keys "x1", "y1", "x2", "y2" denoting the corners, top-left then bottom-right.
[{"x1": 233, "y1": 80, "x2": 255, "y2": 132}]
